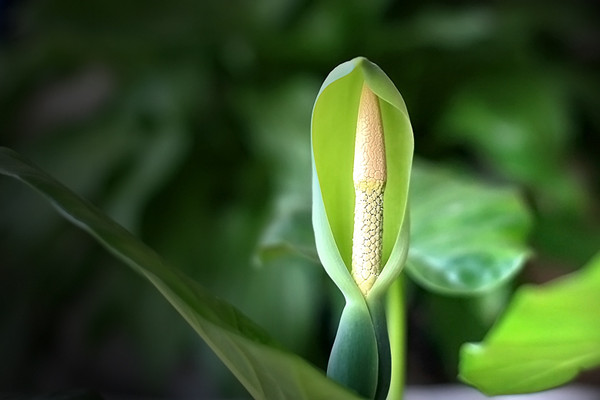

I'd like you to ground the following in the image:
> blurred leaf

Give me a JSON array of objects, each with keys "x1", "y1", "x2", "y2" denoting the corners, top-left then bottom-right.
[
  {"x1": 459, "y1": 252, "x2": 600, "y2": 395},
  {"x1": 104, "y1": 119, "x2": 190, "y2": 232},
  {"x1": 233, "y1": 259, "x2": 323, "y2": 358},
  {"x1": 239, "y1": 77, "x2": 321, "y2": 267},
  {"x1": 0, "y1": 147, "x2": 362, "y2": 400},
  {"x1": 426, "y1": 283, "x2": 512, "y2": 376},
  {"x1": 409, "y1": 6, "x2": 497, "y2": 49},
  {"x1": 407, "y1": 161, "x2": 531, "y2": 295},
  {"x1": 256, "y1": 205, "x2": 319, "y2": 265},
  {"x1": 437, "y1": 72, "x2": 585, "y2": 215}
]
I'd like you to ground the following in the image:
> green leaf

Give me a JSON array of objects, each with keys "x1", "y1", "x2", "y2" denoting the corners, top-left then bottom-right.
[
  {"x1": 436, "y1": 72, "x2": 584, "y2": 215},
  {"x1": 407, "y1": 161, "x2": 531, "y2": 295},
  {"x1": 242, "y1": 78, "x2": 321, "y2": 267},
  {"x1": 0, "y1": 147, "x2": 363, "y2": 400},
  {"x1": 459, "y1": 252, "x2": 600, "y2": 395},
  {"x1": 255, "y1": 204, "x2": 319, "y2": 266}
]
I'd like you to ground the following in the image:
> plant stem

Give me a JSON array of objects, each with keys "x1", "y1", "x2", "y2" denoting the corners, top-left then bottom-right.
[
  {"x1": 386, "y1": 276, "x2": 405, "y2": 400},
  {"x1": 327, "y1": 299, "x2": 379, "y2": 398},
  {"x1": 368, "y1": 296, "x2": 391, "y2": 400}
]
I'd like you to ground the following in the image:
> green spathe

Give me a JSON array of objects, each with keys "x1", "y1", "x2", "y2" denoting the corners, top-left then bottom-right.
[
  {"x1": 311, "y1": 57, "x2": 413, "y2": 398},
  {"x1": 312, "y1": 56, "x2": 413, "y2": 302}
]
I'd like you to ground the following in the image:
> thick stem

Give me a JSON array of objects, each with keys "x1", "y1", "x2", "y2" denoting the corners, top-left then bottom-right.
[
  {"x1": 327, "y1": 299, "x2": 379, "y2": 398},
  {"x1": 368, "y1": 297, "x2": 392, "y2": 400}
]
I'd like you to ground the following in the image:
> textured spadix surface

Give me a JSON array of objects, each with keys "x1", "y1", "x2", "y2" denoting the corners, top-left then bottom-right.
[{"x1": 351, "y1": 84, "x2": 387, "y2": 296}]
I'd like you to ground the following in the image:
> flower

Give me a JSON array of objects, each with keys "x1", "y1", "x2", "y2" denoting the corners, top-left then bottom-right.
[
  {"x1": 312, "y1": 56, "x2": 413, "y2": 302},
  {"x1": 311, "y1": 57, "x2": 414, "y2": 398}
]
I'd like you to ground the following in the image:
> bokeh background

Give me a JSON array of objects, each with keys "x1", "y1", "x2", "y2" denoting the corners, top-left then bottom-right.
[{"x1": 1, "y1": 0, "x2": 599, "y2": 398}]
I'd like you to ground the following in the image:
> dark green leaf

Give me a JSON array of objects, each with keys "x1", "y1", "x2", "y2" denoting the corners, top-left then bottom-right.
[
  {"x1": 0, "y1": 147, "x2": 362, "y2": 400},
  {"x1": 436, "y1": 73, "x2": 584, "y2": 215}
]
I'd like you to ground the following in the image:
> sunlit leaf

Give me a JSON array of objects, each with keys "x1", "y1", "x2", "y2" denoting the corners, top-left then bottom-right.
[
  {"x1": 407, "y1": 161, "x2": 531, "y2": 295},
  {"x1": 0, "y1": 147, "x2": 363, "y2": 400},
  {"x1": 459, "y1": 252, "x2": 600, "y2": 395}
]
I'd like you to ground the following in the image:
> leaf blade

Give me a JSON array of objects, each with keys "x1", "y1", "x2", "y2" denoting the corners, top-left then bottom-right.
[
  {"x1": 407, "y1": 161, "x2": 532, "y2": 295},
  {"x1": 459, "y1": 252, "x2": 600, "y2": 395},
  {"x1": 0, "y1": 147, "x2": 363, "y2": 400}
]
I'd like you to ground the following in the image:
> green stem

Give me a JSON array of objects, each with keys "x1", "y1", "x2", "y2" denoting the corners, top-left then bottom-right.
[
  {"x1": 386, "y1": 276, "x2": 405, "y2": 400},
  {"x1": 367, "y1": 296, "x2": 391, "y2": 400},
  {"x1": 327, "y1": 299, "x2": 379, "y2": 398}
]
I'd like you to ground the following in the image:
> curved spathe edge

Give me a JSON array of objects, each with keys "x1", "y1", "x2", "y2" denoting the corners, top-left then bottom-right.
[{"x1": 312, "y1": 158, "x2": 364, "y2": 302}]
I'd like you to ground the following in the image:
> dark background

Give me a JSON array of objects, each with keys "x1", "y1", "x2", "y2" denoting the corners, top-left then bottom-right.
[{"x1": 1, "y1": 0, "x2": 599, "y2": 398}]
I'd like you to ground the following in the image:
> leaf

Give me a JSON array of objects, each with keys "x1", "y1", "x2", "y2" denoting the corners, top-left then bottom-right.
[
  {"x1": 240, "y1": 78, "x2": 321, "y2": 267},
  {"x1": 436, "y1": 72, "x2": 585, "y2": 215},
  {"x1": 255, "y1": 205, "x2": 320, "y2": 266},
  {"x1": 407, "y1": 161, "x2": 531, "y2": 295},
  {"x1": 459, "y1": 252, "x2": 600, "y2": 395},
  {"x1": 0, "y1": 147, "x2": 363, "y2": 400}
]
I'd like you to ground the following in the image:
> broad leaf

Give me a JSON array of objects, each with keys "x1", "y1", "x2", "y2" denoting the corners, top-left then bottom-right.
[
  {"x1": 407, "y1": 161, "x2": 531, "y2": 295},
  {"x1": 459, "y1": 252, "x2": 600, "y2": 395},
  {"x1": 437, "y1": 73, "x2": 575, "y2": 200},
  {"x1": 437, "y1": 72, "x2": 598, "y2": 267},
  {"x1": 0, "y1": 147, "x2": 362, "y2": 400}
]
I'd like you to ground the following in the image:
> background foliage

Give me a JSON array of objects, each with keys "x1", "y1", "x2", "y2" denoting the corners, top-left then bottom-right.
[{"x1": 1, "y1": 0, "x2": 599, "y2": 397}]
